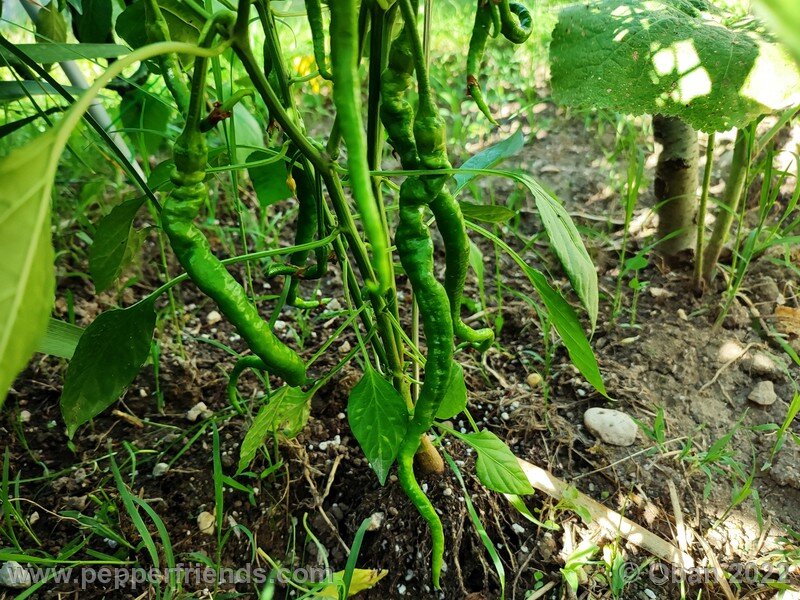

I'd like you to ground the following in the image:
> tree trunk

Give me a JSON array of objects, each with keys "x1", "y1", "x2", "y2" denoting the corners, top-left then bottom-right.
[{"x1": 653, "y1": 115, "x2": 699, "y2": 258}]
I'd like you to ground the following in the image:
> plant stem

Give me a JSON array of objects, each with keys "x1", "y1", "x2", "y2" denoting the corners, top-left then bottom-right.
[
  {"x1": 693, "y1": 132, "x2": 715, "y2": 294},
  {"x1": 653, "y1": 115, "x2": 699, "y2": 258},
  {"x1": 701, "y1": 128, "x2": 750, "y2": 285}
]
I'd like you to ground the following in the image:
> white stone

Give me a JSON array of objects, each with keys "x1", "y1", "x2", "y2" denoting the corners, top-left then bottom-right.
[
  {"x1": 186, "y1": 402, "x2": 211, "y2": 422},
  {"x1": 748, "y1": 380, "x2": 778, "y2": 406},
  {"x1": 152, "y1": 462, "x2": 170, "y2": 477},
  {"x1": 526, "y1": 373, "x2": 542, "y2": 388},
  {"x1": 197, "y1": 511, "x2": 215, "y2": 535},
  {"x1": 205, "y1": 310, "x2": 222, "y2": 325},
  {"x1": 584, "y1": 408, "x2": 638, "y2": 447},
  {"x1": 0, "y1": 561, "x2": 31, "y2": 589},
  {"x1": 19, "y1": 410, "x2": 31, "y2": 423},
  {"x1": 366, "y1": 512, "x2": 385, "y2": 531}
]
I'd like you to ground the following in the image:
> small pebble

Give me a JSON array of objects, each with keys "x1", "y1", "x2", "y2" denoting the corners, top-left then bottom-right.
[
  {"x1": 197, "y1": 511, "x2": 215, "y2": 535},
  {"x1": 206, "y1": 310, "x2": 222, "y2": 325},
  {"x1": 366, "y1": 512, "x2": 385, "y2": 531},
  {"x1": 152, "y1": 463, "x2": 170, "y2": 477},
  {"x1": 526, "y1": 373, "x2": 542, "y2": 388},
  {"x1": 19, "y1": 410, "x2": 31, "y2": 423},
  {"x1": 584, "y1": 408, "x2": 638, "y2": 447},
  {"x1": 0, "y1": 561, "x2": 31, "y2": 589},
  {"x1": 748, "y1": 380, "x2": 778, "y2": 406}
]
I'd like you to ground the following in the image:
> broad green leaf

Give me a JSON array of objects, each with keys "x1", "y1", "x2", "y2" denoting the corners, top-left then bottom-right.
[
  {"x1": 247, "y1": 151, "x2": 293, "y2": 208},
  {"x1": 0, "y1": 44, "x2": 129, "y2": 64},
  {"x1": 35, "y1": 319, "x2": 84, "y2": 359},
  {"x1": 459, "y1": 201, "x2": 516, "y2": 223},
  {"x1": 550, "y1": 0, "x2": 800, "y2": 132},
  {"x1": 757, "y1": 0, "x2": 800, "y2": 67},
  {"x1": 459, "y1": 430, "x2": 534, "y2": 495},
  {"x1": 116, "y1": 0, "x2": 203, "y2": 65},
  {"x1": 436, "y1": 362, "x2": 468, "y2": 419},
  {"x1": 89, "y1": 196, "x2": 146, "y2": 292},
  {"x1": 61, "y1": 299, "x2": 156, "y2": 437},
  {"x1": 238, "y1": 387, "x2": 312, "y2": 472},
  {"x1": 0, "y1": 81, "x2": 84, "y2": 101},
  {"x1": 232, "y1": 104, "x2": 266, "y2": 163},
  {"x1": 347, "y1": 367, "x2": 409, "y2": 485},
  {"x1": 0, "y1": 132, "x2": 57, "y2": 408},
  {"x1": 35, "y1": 4, "x2": 68, "y2": 45},
  {"x1": 120, "y1": 91, "x2": 172, "y2": 155},
  {"x1": 147, "y1": 160, "x2": 175, "y2": 191},
  {"x1": 77, "y1": 0, "x2": 113, "y2": 44},
  {"x1": 454, "y1": 128, "x2": 525, "y2": 193},
  {"x1": 514, "y1": 173, "x2": 598, "y2": 328}
]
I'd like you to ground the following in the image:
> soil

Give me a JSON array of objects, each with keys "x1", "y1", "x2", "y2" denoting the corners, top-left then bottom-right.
[{"x1": 2, "y1": 99, "x2": 800, "y2": 600}]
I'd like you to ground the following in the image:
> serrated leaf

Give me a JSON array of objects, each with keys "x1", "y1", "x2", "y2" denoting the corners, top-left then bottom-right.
[
  {"x1": 89, "y1": 197, "x2": 146, "y2": 292},
  {"x1": 454, "y1": 128, "x2": 525, "y2": 193},
  {"x1": 550, "y1": 0, "x2": 800, "y2": 132},
  {"x1": 459, "y1": 201, "x2": 516, "y2": 223},
  {"x1": 247, "y1": 151, "x2": 292, "y2": 208},
  {"x1": 77, "y1": 0, "x2": 113, "y2": 43},
  {"x1": 120, "y1": 91, "x2": 172, "y2": 155},
  {"x1": 460, "y1": 429, "x2": 534, "y2": 495},
  {"x1": 0, "y1": 132, "x2": 57, "y2": 408},
  {"x1": 347, "y1": 367, "x2": 409, "y2": 485},
  {"x1": 61, "y1": 299, "x2": 156, "y2": 437},
  {"x1": 514, "y1": 173, "x2": 598, "y2": 328},
  {"x1": 238, "y1": 387, "x2": 312, "y2": 472},
  {"x1": 36, "y1": 318, "x2": 84, "y2": 359},
  {"x1": 436, "y1": 362, "x2": 468, "y2": 419}
]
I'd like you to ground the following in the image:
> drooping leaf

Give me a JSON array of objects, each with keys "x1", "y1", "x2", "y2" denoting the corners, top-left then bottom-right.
[
  {"x1": 119, "y1": 91, "x2": 172, "y2": 155},
  {"x1": 247, "y1": 150, "x2": 293, "y2": 208},
  {"x1": 89, "y1": 196, "x2": 146, "y2": 292},
  {"x1": 35, "y1": 319, "x2": 84, "y2": 359},
  {"x1": 316, "y1": 569, "x2": 389, "y2": 598},
  {"x1": 238, "y1": 386, "x2": 312, "y2": 472},
  {"x1": 515, "y1": 173, "x2": 598, "y2": 328},
  {"x1": 0, "y1": 43, "x2": 129, "y2": 65},
  {"x1": 76, "y1": 0, "x2": 113, "y2": 43},
  {"x1": 347, "y1": 367, "x2": 409, "y2": 485},
  {"x1": 454, "y1": 128, "x2": 525, "y2": 193},
  {"x1": 550, "y1": 0, "x2": 800, "y2": 132},
  {"x1": 436, "y1": 362, "x2": 468, "y2": 419},
  {"x1": 61, "y1": 299, "x2": 157, "y2": 437},
  {"x1": 232, "y1": 104, "x2": 266, "y2": 163},
  {"x1": 459, "y1": 201, "x2": 516, "y2": 223},
  {"x1": 459, "y1": 429, "x2": 534, "y2": 495},
  {"x1": 0, "y1": 132, "x2": 57, "y2": 408}
]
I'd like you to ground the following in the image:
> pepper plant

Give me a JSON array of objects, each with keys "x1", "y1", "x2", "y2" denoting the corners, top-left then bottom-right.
[
  {"x1": 549, "y1": 0, "x2": 800, "y2": 288},
  {"x1": 0, "y1": 0, "x2": 604, "y2": 587}
]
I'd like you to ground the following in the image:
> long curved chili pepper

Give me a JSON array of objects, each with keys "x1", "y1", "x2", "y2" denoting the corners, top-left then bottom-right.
[
  {"x1": 467, "y1": 2, "x2": 499, "y2": 126},
  {"x1": 305, "y1": 0, "x2": 332, "y2": 80},
  {"x1": 489, "y1": 0, "x2": 501, "y2": 38},
  {"x1": 498, "y1": 0, "x2": 533, "y2": 44},
  {"x1": 162, "y1": 16, "x2": 307, "y2": 388},
  {"x1": 329, "y1": 0, "x2": 392, "y2": 294}
]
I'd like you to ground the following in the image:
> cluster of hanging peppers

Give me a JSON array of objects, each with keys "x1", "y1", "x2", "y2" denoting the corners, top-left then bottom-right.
[{"x1": 143, "y1": 0, "x2": 531, "y2": 589}]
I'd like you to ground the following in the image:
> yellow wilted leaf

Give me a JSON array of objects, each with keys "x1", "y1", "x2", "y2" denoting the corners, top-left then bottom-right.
[{"x1": 315, "y1": 568, "x2": 388, "y2": 598}]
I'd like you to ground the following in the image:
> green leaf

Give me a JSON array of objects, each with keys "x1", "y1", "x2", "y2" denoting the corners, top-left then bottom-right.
[
  {"x1": 238, "y1": 387, "x2": 312, "y2": 472},
  {"x1": 0, "y1": 81, "x2": 84, "y2": 101},
  {"x1": 436, "y1": 362, "x2": 468, "y2": 419},
  {"x1": 525, "y1": 267, "x2": 607, "y2": 396},
  {"x1": 35, "y1": 4, "x2": 68, "y2": 45},
  {"x1": 0, "y1": 132, "x2": 58, "y2": 409},
  {"x1": 0, "y1": 43, "x2": 129, "y2": 64},
  {"x1": 458, "y1": 201, "x2": 516, "y2": 223},
  {"x1": 120, "y1": 91, "x2": 172, "y2": 155},
  {"x1": 454, "y1": 128, "x2": 525, "y2": 193},
  {"x1": 757, "y1": 0, "x2": 800, "y2": 68},
  {"x1": 77, "y1": 0, "x2": 113, "y2": 43},
  {"x1": 468, "y1": 239, "x2": 486, "y2": 304},
  {"x1": 247, "y1": 151, "x2": 292, "y2": 208},
  {"x1": 347, "y1": 367, "x2": 409, "y2": 485},
  {"x1": 232, "y1": 104, "x2": 265, "y2": 163},
  {"x1": 61, "y1": 300, "x2": 156, "y2": 438},
  {"x1": 515, "y1": 173, "x2": 598, "y2": 328},
  {"x1": 35, "y1": 319, "x2": 84, "y2": 359},
  {"x1": 147, "y1": 160, "x2": 175, "y2": 191},
  {"x1": 89, "y1": 196, "x2": 146, "y2": 292},
  {"x1": 115, "y1": 0, "x2": 202, "y2": 64},
  {"x1": 459, "y1": 430, "x2": 534, "y2": 495},
  {"x1": 550, "y1": 0, "x2": 800, "y2": 132}
]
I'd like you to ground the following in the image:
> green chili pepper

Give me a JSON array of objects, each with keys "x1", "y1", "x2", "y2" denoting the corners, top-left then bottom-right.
[
  {"x1": 489, "y1": 0, "x2": 502, "y2": 38},
  {"x1": 162, "y1": 16, "x2": 307, "y2": 388},
  {"x1": 498, "y1": 0, "x2": 532, "y2": 44},
  {"x1": 467, "y1": 2, "x2": 499, "y2": 126},
  {"x1": 380, "y1": 19, "x2": 419, "y2": 169},
  {"x1": 306, "y1": 0, "x2": 332, "y2": 80},
  {"x1": 329, "y1": 0, "x2": 392, "y2": 294}
]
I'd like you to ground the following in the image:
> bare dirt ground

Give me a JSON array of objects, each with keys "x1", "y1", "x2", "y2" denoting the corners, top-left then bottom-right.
[{"x1": 2, "y1": 99, "x2": 800, "y2": 600}]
